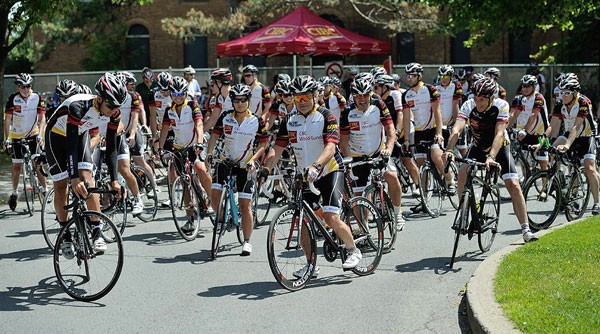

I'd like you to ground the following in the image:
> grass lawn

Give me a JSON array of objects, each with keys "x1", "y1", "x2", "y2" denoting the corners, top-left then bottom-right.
[{"x1": 495, "y1": 217, "x2": 600, "y2": 333}]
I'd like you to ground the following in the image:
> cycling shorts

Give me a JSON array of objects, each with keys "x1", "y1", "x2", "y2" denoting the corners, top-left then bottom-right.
[
  {"x1": 11, "y1": 137, "x2": 39, "y2": 164},
  {"x1": 212, "y1": 163, "x2": 254, "y2": 200},
  {"x1": 466, "y1": 144, "x2": 518, "y2": 181},
  {"x1": 557, "y1": 135, "x2": 596, "y2": 164},
  {"x1": 519, "y1": 134, "x2": 549, "y2": 161},
  {"x1": 414, "y1": 128, "x2": 440, "y2": 159},
  {"x1": 351, "y1": 156, "x2": 397, "y2": 193},
  {"x1": 304, "y1": 170, "x2": 344, "y2": 215},
  {"x1": 45, "y1": 130, "x2": 94, "y2": 181}
]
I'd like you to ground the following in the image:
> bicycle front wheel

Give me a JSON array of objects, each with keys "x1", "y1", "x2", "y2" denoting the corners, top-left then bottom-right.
[
  {"x1": 363, "y1": 184, "x2": 396, "y2": 253},
  {"x1": 171, "y1": 175, "x2": 200, "y2": 241},
  {"x1": 342, "y1": 196, "x2": 384, "y2": 276},
  {"x1": 419, "y1": 165, "x2": 443, "y2": 218},
  {"x1": 132, "y1": 165, "x2": 158, "y2": 222},
  {"x1": 53, "y1": 211, "x2": 124, "y2": 301},
  {"x1": 565, "y1": 168, "x2": 590, "y2": 221},
  {"x1": 41, "y1": 188, "x2": 60, "y2": 250},
  {"x1": 211, "y1": 188, "x2": 230, "y2": 260},
  {"x1": 450, "y1": 191, "x2": 470, "y2": 269},
  {"x1": 477, "y1": 182, "x2": 500, "y2": 252},
  {"x1": 267, "y1": 204, "x2": 317, "y2": 291},
  {"x1": 522, "y1": 171, "x2": 560, "y2": 231},
  {"x1": 252, "y1": 175, "x2": 271, "y2": 226},
  {"x1": 22, "y1": 163, "x2": 34, "y2": 215}
]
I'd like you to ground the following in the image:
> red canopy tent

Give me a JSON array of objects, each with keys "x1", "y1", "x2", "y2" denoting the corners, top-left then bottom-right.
[{"x1": 216, "y1": 5, "x2": 391, "y2": 75}]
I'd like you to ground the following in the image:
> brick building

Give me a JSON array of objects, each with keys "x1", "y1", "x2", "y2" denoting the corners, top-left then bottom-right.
[{"x1": 35, "y1": 0, "x2": 558, "y2": 73}]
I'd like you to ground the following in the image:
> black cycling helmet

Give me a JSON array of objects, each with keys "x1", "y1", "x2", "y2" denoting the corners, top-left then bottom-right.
[
  {"x1": 374, "y1": 74, "x2": 395, "y2": 88},
  {"x1": 78, "y1": 84, "x2": 93, "y2": 95},
  {"x1": 351, "y1": 78, "x2": 372, "y2": 95},
  {"x1": 456, "y1": 69, "x2": 468, "y2": 80},
  {"x1": 277, "y1": 73, "x2": 291, "y2": 83},
  {"x1": 470, "y1": 73, "x2": 485, "y2": 83},
  {"x1": 211, "y1": 68, "x2": 233, "y2": 84},
  {"x1": 484, "y1": 67, "x2": 501, "y2": 78},
  {"x1": 370, "y1": 67, "x2": 387, "y2": 79},
  {"x1": 56, "y1": 79, "x2": 79, "y2": 97},
  {"x1": 472, "y1": 77, "x2": 497, "y2": 98},
  {"x1": 558, "y1": 74, "x2": 581, "y2": 92},
  {"x1": 275, "y1": 80, "x2": 292, "y2": 96},
  {"x1": 438, "y1": 65, "x2": 455, "y2": 76},
  {"x1": 554, "y1": 72, "x2": 565, "y2": 83},
  {"x1": 15, "y1": 73, "x2": 33, "y2": 86},
  {"x1": 229, "y1": 84, "x2": 252, "y2": 99},
  {"x1": 142, "y1": 67, "x2": 154, "y2": 80},
  {"x1": 405, "y1": 62, "x2": 423, "y2": 74},
  {"x1": 95, "y1": 72, "x2": 127, "y2": 108},
  {"x1": 156, "y1": 72, "x2": 173, "y2": 91},
  {"x1": 242, "y1": 64, "x2": 259, "y2": 73},
  {"x1": 521, "y1": 74, "x2": 538, "y2": 86},
  {"x1": 291, "y1": 75, "x2": 318, "y2": 95},
  {"x1": 391, "y1": 73, "x2": 401, "y2": 84},
  {"x1": 169, "y1": 76, "x2": 189, "y2": 94}
]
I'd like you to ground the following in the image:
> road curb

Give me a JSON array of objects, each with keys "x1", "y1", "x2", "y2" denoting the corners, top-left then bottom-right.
[{"x1": 466, "y1": 219, "x2": 583, "y2": 333}]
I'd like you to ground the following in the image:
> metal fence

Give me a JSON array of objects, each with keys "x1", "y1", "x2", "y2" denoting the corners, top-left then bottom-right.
[{"x1": 3, "y1": 64, "x2": 599, "y2": 110}]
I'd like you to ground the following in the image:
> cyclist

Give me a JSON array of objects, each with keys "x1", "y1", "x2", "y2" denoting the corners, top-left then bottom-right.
[
  {"x1": 263, "y1": 75, "x2": 362, "y2": 276},
  {"x1": 544, "y1": 74, "x2": 600, "y2": 215},
  {"x1": 445, "y1": 77, "x2": 538, "y2": 242},
  {"x1": 158, "y1": 76, "x2": 212, "y2": 232},
  {"x1": 136, "y1": 67, "x2": 158, "y2": 126},
  {"x1": 267, "y1": 79, "x2": 294, "y2": 131},
  {"x1": 148, "y1": 71, "x2": 173, "y2": 152},
  {"x1": 483, "y1": 67, "x2": 507, "y2": 100},
  {"x1": 206, "y1": 84, "x2": 269, "y2": 256},
  {"x1": 342, "y1": 65, "x2": 360, "y2": 100},
  {"x1": 551, "y1": 72, "x2": 565, "y2": 111},
  {"x1": 436, "y1": 65, "x2": 464, "y2": 153},
  {"x1": 508, "y1": 74, "x2": 550, "y2": 173},
  {"x1": 402, "y1": 62, "x2": 454, "y2": 210},
  {"x1": 322, "y1": 76, "x2": 347, "y2": 122},
  {"x1": 46, "y1": 72, "x2": 126, "y2": 254},
  {"x1": 47, "y1": 79, "x2": 80, "y2": 120},
  {"x1": 526, "y1": 61, "x2": 546, "y2": 96},
  {"x1": 4, "y1": 73, "x2": 47, "y2": 211},
  {"x1": 203, "y1": 68, "x2": 233, "y2": 132},
  {"x1": 241, "y1": 65, "x2": 271, "y2": 120},
  {"x1": 183, "y1": 65, "x2": 202, "y2": 103},
  {"x1": 340, "y1": 78, "x2": 405, "y2": 229}
]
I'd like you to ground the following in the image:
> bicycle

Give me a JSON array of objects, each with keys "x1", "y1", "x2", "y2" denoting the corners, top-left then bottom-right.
[
  {"x1": 211, "y1": 159, "x2": 245, "y2": 260},
  {"x1": 53, "y1": 186, "x2": 124, "y2": 301},
  {"x1": 522, "y1": 146, "x2": 590, "y2": 231},
  {"x1": 267, "y1": 169, "x2": 384, "y2": 291},
  {"x1": 448, "y1": 158, "x2": 500, "y2": 269},
  {"x1": 13, "y1": 137, "x2": 46, "y2": 215},
  {"x1": 167, "y1": 146, "x2": 214, "y2": 241},
  {"x1": 416, "y1": 140, "x2": 459, "y2": 217}
]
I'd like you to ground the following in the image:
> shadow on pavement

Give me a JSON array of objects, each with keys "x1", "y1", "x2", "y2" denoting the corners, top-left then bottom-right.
[
  {"x1": 0, "y1": 247, "x2": 51, "y2": 262},
  {"x1": 153, "y1": 241, "x2": 242, "y2": 264},
  {"x1": 0, "y1": 277, "x2": 104, "y2": 311},
  {"x1": 5, "y1": 229, "x2": 44, "y2": 238},
  {"x1": 197, "y1": 280, "x2": 284, "y2": 300},
  {"x1": 395, "y1": 251, "x2": 484, "y2": 274},
  {"x1": 122, "y1": 231, "x2": 198, "y2": 246}
]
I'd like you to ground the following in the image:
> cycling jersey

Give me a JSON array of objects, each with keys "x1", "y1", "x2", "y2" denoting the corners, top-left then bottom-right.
[
  {"x1": 436, "y1": 81, "x2": 463, "y2": 126},
  {"x1": 552, "y1": 94, "x2": 596, "y2": 137},
  {"x1": 511, "y1": 92, "x2": 548, "y2": 135},
  {"x1": 495, "y1": 84, "x2": 507, "y2": 100},
  {"x1": 275, "y1": 106, "x2": 342, "y2": 178},
  {"x1": 553, "y1": 86, "x2": 561, "y2": 104},
  {"x1": 323, "y1": 92, "x2": 347, "y2": 121},
  {"x1": 269, "y1": 99, "x2": 293, "y2": 118},
  {"x1": 382, "y1": 89, "x2": 412, "y2": 134},
  {"x1": 249, "y1": 82, "x2": 271, "y2": 115},
  {"x1": 340, "y1": 95, "x2": 393, "y2": 157},
  {"x1": 162, "y1": 99, "x2": 202, "y2": 149},
  {"x1": 148, "y1": 91, "x2": 172, "y2": 130},
  {"x1": 212, "y1": 110, "x2": 268, "y2": 167},
  {"x1": 48, "y1": 94, "x2": 120, "y2": 137},
  {"x1": 402, "y1": 83, "x2": 440, "y2": 131},
  {"x1": 5, "y1": 91, "x2": 45, "y2": 139},
  {"x1": 209, "y1": 94, "x2": 233, "y2": 115},
  {"x1": 458, "y1": 98, "x2": 510, "y2": 151},
  {"x1": 119, "y1": 91, "x2": 142, "y2": 133}
]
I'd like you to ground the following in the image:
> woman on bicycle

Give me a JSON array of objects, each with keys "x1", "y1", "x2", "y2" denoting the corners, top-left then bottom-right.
[{"x1": 206, "y1": 84, "x2": 269, "y2": 256}]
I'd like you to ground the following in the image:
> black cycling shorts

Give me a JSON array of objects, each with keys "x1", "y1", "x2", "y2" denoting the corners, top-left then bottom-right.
[
  {"x1": 304, "y1": 170, "x2": 344, "y2": 215},
  {"x1": 11, "y1": 137, "x2": 39, "y2": 163},
  {"x1": 466, "y1": 144, "x2": 518, "y2": 181},
  {"x1": 212, "y1": 163, "x2": 254, "y2": 200},
  {"x1": 45, "y1": 131, "x2": 94, "y2": 181}
]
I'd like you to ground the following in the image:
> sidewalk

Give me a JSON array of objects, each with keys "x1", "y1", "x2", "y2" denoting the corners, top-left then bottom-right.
[
  {"x1": 466, "y1": 220, "x2": 580, "y2": 333},
  {"x1": 0, "y1": 167, "x2": 12, "y2": 204}
]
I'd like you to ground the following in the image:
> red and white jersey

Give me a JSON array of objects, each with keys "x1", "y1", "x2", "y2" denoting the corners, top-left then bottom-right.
[
  {"x1": 212, "y1": 110, "x2": 269, "y2": 166},
  {"x1": 5, "y1": 91, "x2": 45, "y2": 139},
  {"x1": 436, "y1": 81, "x2": 463, "y2": 125},
  {"x1": 402, "y1": 84, "x2": 440, "y2": 131},
  {"x1": 209, "y1": 94, "x2": 233, "y2": 115},
  {"x1": 323, "y1": 92, "x2": 347, "y2": 121},
  {"x1": 340, "y1": 95, "x2": 393, "y2": 157},
  {"x1": 49, "y1": 94, "x2": 116, "y2": 136},
  {"x1": 119, "y1": 91, "x2": 142, "y2": 133},
  {"x1": 162, "y1": 99, "x2": 203, "y2": 149},
  {"x1": 249, "y1": 82, "x2": 271, "y2": 115},
  {"x1": 511, "y1": 92, "x2": 548, "y2": 135},
  {"x1": 552, "y1": 94, "x2": 595, "y2": 137},
  {"x1": 149, "y1": 91, "x2": 172, "y2": 129}
]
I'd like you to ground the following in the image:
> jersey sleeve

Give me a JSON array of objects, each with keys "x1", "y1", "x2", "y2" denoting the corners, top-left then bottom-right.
[
  {"x1": 339, "y1": 107, "x2": 350, "y2": 135},
  {"x1": 36, "y1": 93, "x2": 46, "y2": 114},
  {"x1": 453, "y1": 82, "x2": 463, "y2": 101},
  {"x1": 336, "y1": 93, "x2": 347, "y2": 110},
  {"x1": 375, "y1": 97, "x2": 393, "y2": 126},
  {"x1": 458, "y1": 99, "x2": 473, "y2": 121},
  {"x1": 190, "y1": 100, "x2": 203, "y2": 121},
  {"x1": 275, "y1": 116, "x2": 289, "y2": 148},
  {"x1": 552, "y1": 102, "x2": 564, "y2": 119},
  {"x1": 262, "y1": 85, "x2": 271, "y2": 104},
  {"x1": 498, "y1": 86, "x2": 507, "y2": 100},
  {"x1": 162, "y1": 106, "x2": 172, "y2": 125},
  {"x1": 211, "y1": 112, "x2": 228, "y2": 137},
  {"x1": 511, "y1": 95, "x2": 524, "y2": 110},
  {"x1": 577, "y1": 98, "x2": 591, "y2": 119},
  {"x1": 4, "y1": 93, "x2": 17, "y2": 115},
  {"x1": 391, "y1": 91, "x2": 403, "y2": 112},
  {"x1": 428, "y1": 84, "x2": 441, "y2": 102},
  {"x1": 497, "y1": 101, "x2": 510, "y2": 123},
  {"x1": 255, "y1": 117, "x2": 269, "y2": 143},
  {"x1": 131, "y1": 92, "x2": 142, "y2": 113},
  {"x1": 322, "y1": 109, "x2": 339, "y2": 145},
  {"x1": 532, "y1": 94, "x2": 545, "y2": 114}
]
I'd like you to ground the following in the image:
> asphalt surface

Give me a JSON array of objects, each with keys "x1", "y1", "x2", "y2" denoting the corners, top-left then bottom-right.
[{"x1": 0, "y1": 172, "x2": 575, "y2": 333}]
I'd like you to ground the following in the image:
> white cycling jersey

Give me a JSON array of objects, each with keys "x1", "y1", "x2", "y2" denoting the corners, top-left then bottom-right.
[
  {"x1": 212, "y1": 110, "x2": 268, "y2": 166},
  {"x1": 249, "y1": 82, "x2": 270, "y2": 115},
  {"x1": 402, "y1": 83, "x2": 440, "y2": 131},
  {"x1": 511, "y1": 92, "x2": 548, "y2": 135},
  {"x1": 162, "y1": 99, "x2": 202, "y2": 149},
  {"x1": 436, "y1": 81, "x2": 463, "y2": 126},
  {"x1": 323, "y1": 92, "x2": 347, "y2": 121},
  {"x1": 5, "y1": 91, "x2": 45, "y2": 139},
  {"x1": 340, "y1": 96, "x2": 393, "y2": 157},
  {"x1": 119, "y1": 92, "x2": 142, "y2": 133},
  {"x1": 48, "y1": 94, "x2": 113, "y2": 136},
  {"x1": 150, "y1": 91, "x2": 172, "y2": 129}
]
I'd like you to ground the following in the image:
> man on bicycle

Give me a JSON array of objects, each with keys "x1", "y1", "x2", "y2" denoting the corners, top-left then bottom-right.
[
  {"x1": 46, "y1": 72, "x2": 126, "y2": 255},
  {"x1": 206, "y1": 84, "x2": 269, "y2": 256},
  {"x1": 445, "y1": 77, "x2": 538, "y2": 242},
  {"x1": 203, "y1": 68, "x2": 233, "y2": 132},
  {"x1": 4, "y1": 73, "x2": 47, "y2": 211},
  {"x1": 241, "y1": 65, "x2": 271, "y2": 120},
  {"x1": 158, "y1": 76, "x2": 212, "y2": 232},
  {"x1": 544, "y1": 73, "x2": 600, "y2": 215},
  {"x1": 263, "y1": 75, "x2": 362, "y2": 276},
  {"x1": 149, "y1": 71, "x2": 173, "y2": 153},
  {"x1": 340, "y1": 77, "x2": 406, "y2": 230}
]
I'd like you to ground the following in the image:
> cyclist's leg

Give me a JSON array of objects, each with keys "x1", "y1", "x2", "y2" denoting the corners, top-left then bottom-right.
[
  {"x1": 383, "y1": 161, "x2": 402, "y2": 216},
  {"x1": 238, "y1": 168, "x2": 254, "y2": 241},
  {"x1": 30, "y1": 138, "x2": 47, "y2": 191},
  {"x1": 578, "y1": 137, "x2": 600, "y2": 205},
  {"x1": 210, "y1": 162, "x2": 226, "y2": 214},
  {"x1": 319, "y1": 172, "x2": 354, "y2": 249},
  {"x1": 192, "y1": 150, "x2": 212, "y2": 200},
  {"x1": 10, "y1": 139, "x2": 24, "y2": 195},
  {"x1": 131, "y1": 130, "x2": 157, "y2": 187},
  {"x1": 116, "y1": 135, "x2": 140, "y2": 196},
  {"x1": 46, "y1": 132, "x2": 69, "y2": 222}
]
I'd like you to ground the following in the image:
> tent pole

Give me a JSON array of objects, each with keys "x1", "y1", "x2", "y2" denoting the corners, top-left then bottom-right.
[
  {"x1": 388, "y1": 54, "x2": 392, "y2": 73},
  {"x1": 293, "y1": 54, "x2": 297, "y2": 77},
  {"x1": 310, "y1": 56, "x2": 313, "y2": 76},
  {"x1": 217, "y1": 57, "x2": 220, "y2": 68}
]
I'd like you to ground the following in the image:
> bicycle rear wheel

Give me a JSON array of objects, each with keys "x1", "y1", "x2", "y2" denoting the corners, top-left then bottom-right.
[
  {"x1": 170, "y1": 175, "x2": 200, "y2": 241},
  {"x1": 22, "y1": 163, "x2": 34, "y2": 216},
  {"x1": 477, "y1": 182, "x2": 500, "y2": 252},
  {"x1": 252, "y1": 174, "x2": 271, "y2": 226},
  {"x1": 53, "y1": 211, "x2": 123, "y2": 301},
  {"x1": 450, "y1": 191, "x2": 470, "y2": 269},
  {"x1": 267, "y1": 204, "x2": 317, "y2": 291},
  {"x1": 363, "y1": 184, "x2": 396, "y2": 253},
  {"x1": 132, "y1": 165, "x2": 158, "y2": 222},
  {"x1": 447, "y1": 162, "x2": 459, "y2": 210},
  {"x1": 419, "y1": 165, "x2": 443, "y2": 218},
  {"x1": 522, "y1": 171, "x2": 560, "y2": 231},
  {"x1": 565, "y1": 168, "x2": 590, "y2": 221},
  {"x1": 211, "y1": 188, "x2": 230, "y2": 260},
  {"x1": 342, "y1": 196, "x2": 384, "y2": 276},
  {"x1": 41, "y1": 188, "x2": 60, "y2": 250}
]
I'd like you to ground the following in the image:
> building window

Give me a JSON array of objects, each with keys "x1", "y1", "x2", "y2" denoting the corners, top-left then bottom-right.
[
  {"x1": 396, "y1": 32, "x2": 415, "y2": 65},
  {"x1": 126, "y1": 24, "x2": 150, "y2": 69},
  {"x1": 451, "y1": 30, "x2": 471, "y2": 64},
  {"x1": 184, "y1": 35, "x2": 208, "y2": 68},
  {"x1": 509, "y1": 33, "x2": 531, "y2": 64}
]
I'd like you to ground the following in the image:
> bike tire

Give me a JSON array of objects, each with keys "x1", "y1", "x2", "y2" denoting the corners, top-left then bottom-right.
[
  {"x1": 267, "y1": 204, "x2": 317, "y2": 291},
  {"x1": 252, "y1": 176, "x2": 271, "y2": 226},
  {"x1": 41, "y1": 188, "x2": 60, "y2": 250},
  {"x1": 170, "y1": 176, "x2": 200, "y2": 241},
  {"x1": 565, "y1": 168, "x2": 590, "y2": 221},
  {"x1": 211, "y1": 187, "x2": 229, "y2": 260},
  {"x1": 476, "y1": 181, "x2": 500, "y2": 252},
  {"x1": 53, "y1": 211, "x2": 123, "y2": 301},
  {"x1": 448, "y1": 162, "x2": 460, "y2": 210},
  {"x1": 362, "y1": 184, "x2": 396, "y2": 253},
  {"x1": 522, "y1": 170, "x2": 561, "y2": 231},
  {"x1": 450, "y1": 190, "x2": 470, "y2": 269},
  {"x1": 419, "y1": 165, "x2": 443, "y2": 218},
  {"x1": 132, "y1": 165, "x2": 158, "y2": 222},
  {"x1": 22, "y1": 163, "x2": 34, "y2": 216}
]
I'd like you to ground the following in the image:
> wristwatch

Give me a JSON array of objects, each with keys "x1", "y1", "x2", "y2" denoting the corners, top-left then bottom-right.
[
  {"x1": 312, "y1": 162, "x2": 322, "y2": 171},
  {"x1": 486, "y1": 153, "x2": 496, "y2": 160}
]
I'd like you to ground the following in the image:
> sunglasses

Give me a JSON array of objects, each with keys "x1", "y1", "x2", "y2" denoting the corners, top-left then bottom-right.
[
  {"x1": 105, "y1": 103, "x2": 120, "y2": 110},
  {"x1": 281, "y1": 93, "x2": 292, "y2": 98},
  {"x1": 561, "y1": 90, "x2": 574, "y2": 96},
  {"x1": 243, "y1": 74, "x2": 254, "y2": 77},
  {"x1": 232, "y1": 97, "x2": 249, "y2": 103},
  {"x1": 18, "y1": 84, "x2": 31, "y2": 89},
  {"x1": 522, "y1": 84, "x2": 533, "y2": 88},
  {"x1": 353, "y1": 93, "x2": 370, "y2": 100},
  {"x1": 406, "y1": 74, "x2": 419, "y2": 79},
  {"x1": 440, "y1": 75, "x2": 451, "y2": 80},
  {"x1": 294, "y1": 94, "x2": 313, "y2": 103},
  {"x1": 171, "y1": 92, "x2": 186, "y2": 98}
]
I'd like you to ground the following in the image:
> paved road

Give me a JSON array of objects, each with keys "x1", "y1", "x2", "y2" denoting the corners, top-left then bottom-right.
[{"x1": 0, "y1": 186, "x2": 571, "y2": 333}]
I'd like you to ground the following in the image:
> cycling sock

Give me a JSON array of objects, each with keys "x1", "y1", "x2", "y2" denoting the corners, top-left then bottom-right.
[
  {"x1": 244, "y1": 239, "x2": 250, "y2": 243},
  {"x1": 520, "y1": 223, "x2": 530, "y2": 234},
  {"x1": 393, "y1": 205, "x2": 402, "y2": 216}
]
